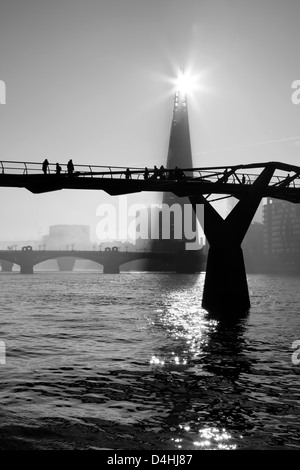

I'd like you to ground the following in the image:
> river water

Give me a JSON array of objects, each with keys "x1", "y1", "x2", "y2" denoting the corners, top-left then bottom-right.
[{"x1": 0, "y1": 271, "x2": 299, "y2": 450}]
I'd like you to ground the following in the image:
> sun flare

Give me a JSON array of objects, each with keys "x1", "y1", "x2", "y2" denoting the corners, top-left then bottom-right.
[{"x1": 175, "y1": 70, "x2": 198, "y2": 96}]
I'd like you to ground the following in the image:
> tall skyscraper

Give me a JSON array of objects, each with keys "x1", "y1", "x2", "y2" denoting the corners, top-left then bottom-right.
[
  {"x1": 161, "y1": 84, "x2": 196, "y2": 248},
  {"x1": 136, "y1": 76, "x2": 205, "y2": 271},
  {"x1": 164, "y1": 86, "x2": 193, "y2": 180},
  {"x1": 151, "y1": 80, "x2": 204, "y2": 271}
]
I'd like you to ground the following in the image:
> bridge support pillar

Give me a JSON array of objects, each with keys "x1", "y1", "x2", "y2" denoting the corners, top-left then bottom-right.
[
  {"x1": 189, "y1": 166, "x2": 275, "y2": 315},
  {"x1": 19, "y1": 247, "x2": 34, "y2": 274},
  {"x1": 20, "y1": 263, "x2": 34, "y2": 274},
  {"x1": 201, "y1": 244, "x2": 250, "y2": 313},
  {"x1": 0, "y1": 261, "x2": 13, "y2": 272},
  {"x1": 103, "y1": 261, "x2": 120, "y2": 274}
]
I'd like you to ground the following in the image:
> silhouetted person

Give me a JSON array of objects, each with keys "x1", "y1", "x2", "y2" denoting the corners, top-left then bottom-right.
[
  {"x1": 144, "y1": 167, "x2": 149, "y2": 180},
  {"x1": 175, "y1": 166, "x2": 184, "y2": 180},
  {"x1": 56, "y1": 163, "x2": 62, "y2": 175},
  {"x1": 153, "y1": 165, "x2": 159, "y2": 180},
  {"x1": 67, "y1": 159, "x2": 74, "y2": 176},
  {"x1": 125, "y1": 168, "x2": 132, "y2": 179},
  {"x1": 42, "y1": 159, "x2": 49, "y2": 174},
  {"x1": 223, "y1": 168, "x2": 229, "y2": 182},
  {"x1": 242, "y1": 174, "x2": 246, "y2": 184},
  {"x1": 159, "y1": 165, "x2": 166, "y2": 180}
]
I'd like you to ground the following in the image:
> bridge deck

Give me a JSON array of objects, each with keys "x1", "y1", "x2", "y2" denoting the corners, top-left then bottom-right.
[{"x1": 0, "y1": 161, "x2": 299, "y2": 203}]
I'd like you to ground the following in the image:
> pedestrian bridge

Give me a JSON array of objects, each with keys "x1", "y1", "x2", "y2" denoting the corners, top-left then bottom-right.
[{"x1": 0, "y1": 160, "x2": 299, "y2": 203}]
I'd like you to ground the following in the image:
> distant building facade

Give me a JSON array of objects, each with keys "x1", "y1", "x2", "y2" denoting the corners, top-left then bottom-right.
[
  {"x1": 263, "y1": 198, "x2": 300, "y2": 272},
  {"x1": 42, "y1": 225, "x2": 91, "y2": 270},
  {"x1": 242, "y1": 222, "x2": 266, "y2": 273},
  {"x1": 43, "y1": 224, "x2": 91, "y2": 250}
]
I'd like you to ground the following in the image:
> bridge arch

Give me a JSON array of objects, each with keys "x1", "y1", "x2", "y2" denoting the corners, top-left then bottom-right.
[{"x1": 33, "y1": 253, "x2": 105, "y2": 270}]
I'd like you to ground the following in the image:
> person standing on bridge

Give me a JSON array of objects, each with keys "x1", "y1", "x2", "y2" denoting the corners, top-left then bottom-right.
[
  {"x1": 67, "y1": 159, "x2": 74, "y2": 176},
  {"x1": 56, "y1": 163, "x2": 62, "y2": 175},
  {"x1": 144, "y1": 167, "x2": 149, "y2": 180},
  {"x1": 175, "y1": 166, "x2": 184, "y2": 180},
  {"x1": 125, "y1": 168, "x2": 132, "y2": 179},
  {"x1": 42, "y1": 158, "x2": 49, "y2": 174},
  {"x1": 153, "y1": 165, "x2": 159, "y2": 180},
  {"x1": 159, "y1": 165, "x2": 166, "y2": 180}
]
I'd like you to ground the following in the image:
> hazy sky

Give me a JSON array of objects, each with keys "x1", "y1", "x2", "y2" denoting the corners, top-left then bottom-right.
[{"x1": 0, "y1": 0, "x2": 300, "y2": 242}]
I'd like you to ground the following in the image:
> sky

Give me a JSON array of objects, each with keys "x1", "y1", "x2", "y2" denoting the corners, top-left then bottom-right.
[{"x1": 0, "y1": 0, "x2": 300, "y2": 242}]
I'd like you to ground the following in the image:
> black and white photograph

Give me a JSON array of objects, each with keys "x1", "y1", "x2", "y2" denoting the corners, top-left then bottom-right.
[{"x1": 0, "y1": 0, "x2": 300, "y2": 454}]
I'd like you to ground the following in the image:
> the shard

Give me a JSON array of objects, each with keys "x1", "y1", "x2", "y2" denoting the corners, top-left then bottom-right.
[{"x1": 151, "y1": 82, "x2": 204, "y2": 272}]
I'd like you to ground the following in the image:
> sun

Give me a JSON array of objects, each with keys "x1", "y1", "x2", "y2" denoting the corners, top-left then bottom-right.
[
  {"x1": 151, "y1": 63, "x2": 210, "y2": 110},
  {"x1": 175, "y1": 70, "x2": 198, "y2": 96}
]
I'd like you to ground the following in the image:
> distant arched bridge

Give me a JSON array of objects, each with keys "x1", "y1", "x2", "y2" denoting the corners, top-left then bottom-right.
[{"x1": 0, "y1": 246, "x2": 204, "y2": 274}]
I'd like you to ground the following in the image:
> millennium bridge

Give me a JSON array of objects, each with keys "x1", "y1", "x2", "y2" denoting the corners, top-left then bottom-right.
[{"x1": 0, "y1": 159, "x2": 299, "y2": 202}]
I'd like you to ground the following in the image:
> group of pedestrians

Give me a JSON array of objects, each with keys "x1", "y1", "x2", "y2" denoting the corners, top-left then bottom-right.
[
  {"x1": 42, "y1": 159, "x2": 74, "y2": 176},
  {"x1": 43, "y1": 159, "x2": 185, "y2": 181},
  {"x1": 143, "y1": 165, "x2": 185, "y2": 181},
  {"x1": 124, "y1": 165, "x2": 185, "y2": 181}
]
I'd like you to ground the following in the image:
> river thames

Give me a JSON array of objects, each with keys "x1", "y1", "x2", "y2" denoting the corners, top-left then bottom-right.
[{"x1": 0, "y1": 271, "x2": 299, "y2": 450}]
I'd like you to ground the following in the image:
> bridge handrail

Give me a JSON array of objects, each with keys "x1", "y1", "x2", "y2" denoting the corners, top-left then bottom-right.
[
  {"x1": 0, "y1": 160, "x2": 146, "y2": 177},
  {"x1": 0, "y1": 160, "x2": 299, "y2": 188}
]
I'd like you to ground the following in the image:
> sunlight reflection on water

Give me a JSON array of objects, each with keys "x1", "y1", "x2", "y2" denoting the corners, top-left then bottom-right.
[
  {"x1": 151, "y1": 280, "x2": 218, "y2": 365},
  {"x1": 171, "y1": 425, "x2": 237, "y2": 450},
  {"x1": 148, "y1": 280, "x2": 237, "y2": 449}
]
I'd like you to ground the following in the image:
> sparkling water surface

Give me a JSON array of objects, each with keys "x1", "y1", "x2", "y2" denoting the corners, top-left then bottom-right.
[{"x1": 0, "y1": 271, "x2": 299, "y2": 450}]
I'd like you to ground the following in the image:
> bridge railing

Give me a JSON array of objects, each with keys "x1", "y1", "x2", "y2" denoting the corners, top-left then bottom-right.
[
  {"x1": 0, "y1": 160, "x2": 146, "y2": 178},
  {"x1": 0, "y1": 160, "x2": 300, "y2": 188},
  {"x1": 192, "y1": 168, "x2": 300, "y2": 188}
]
